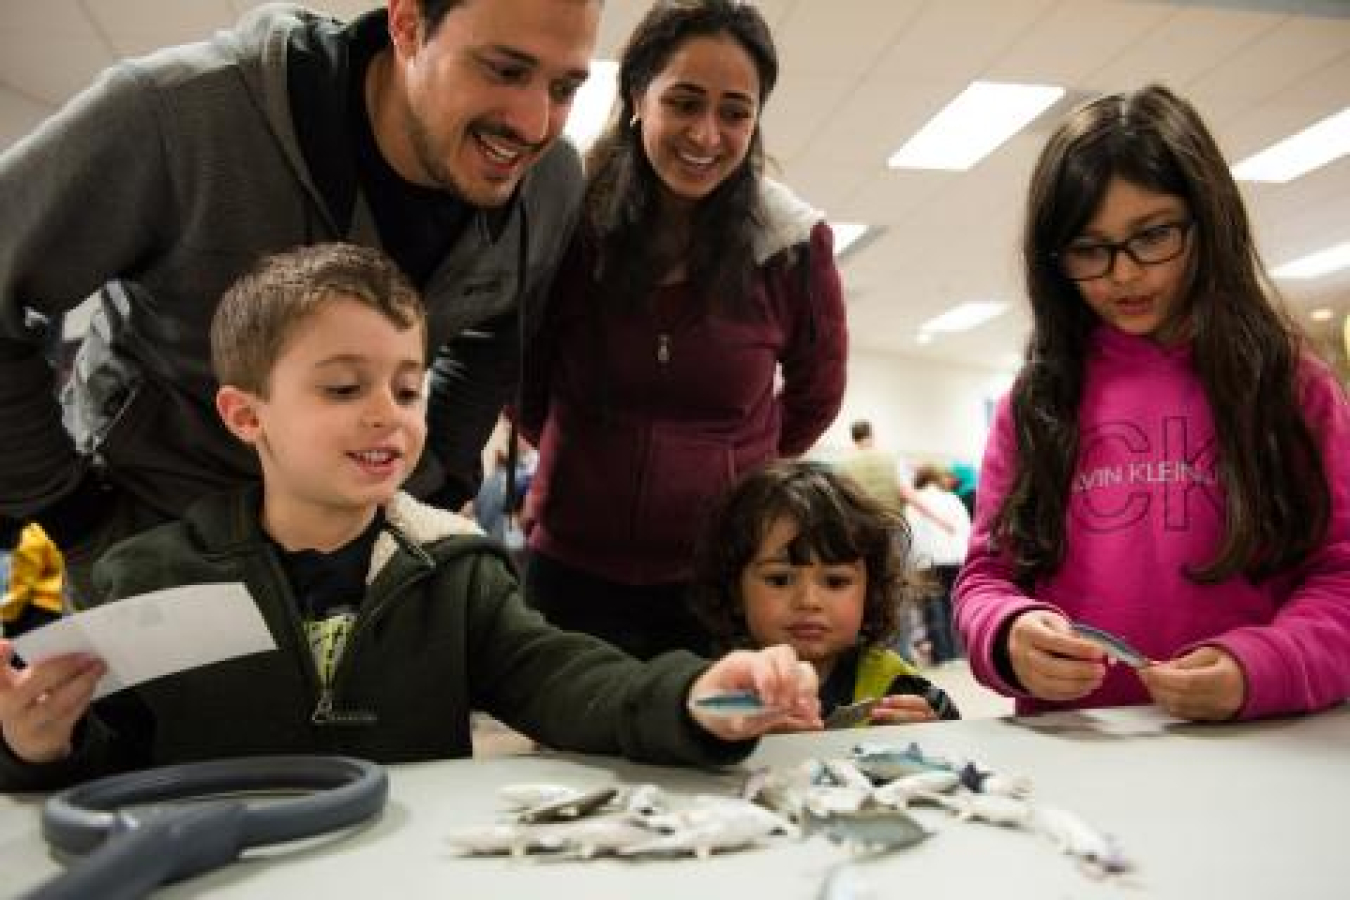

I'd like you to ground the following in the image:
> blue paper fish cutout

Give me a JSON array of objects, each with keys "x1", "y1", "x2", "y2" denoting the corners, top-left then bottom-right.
[
  {"x1": 692, "y1": 689, "x2": 772, "y2": 716},
  {"x1": 1071, "y1": 622, "x2": 1148, "y2": 668}
]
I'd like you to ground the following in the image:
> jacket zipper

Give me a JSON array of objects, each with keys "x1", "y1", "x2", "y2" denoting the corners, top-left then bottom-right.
[
  {"x1": 627, "y1": 330, "x2": 672, "y2": 577},
  {"x1": 314, "y1": 532, "x2": 436, "y2": 726},
  {"x1": 311, "y1": 689, "x2": 376, "y2": 726},
  {"x1": 311, "y1": 596, "x2": 387, "y2": 727},
  {"x1": 257, "y1": 551, "x2": 339, "y2": 726},
  {"x1": 264, "y1": 547, "x2": 378, "y2": 729}
]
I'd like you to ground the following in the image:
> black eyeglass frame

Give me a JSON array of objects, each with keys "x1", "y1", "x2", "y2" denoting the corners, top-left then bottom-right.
[{"x1": 1052, "y1": 219, "x2": 1194, "y2": 282}]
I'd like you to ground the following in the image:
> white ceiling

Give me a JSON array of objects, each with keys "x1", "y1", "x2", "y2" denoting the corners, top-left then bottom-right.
[{"x1": 2, "y1": 0, "x2": 1349, "y2": 372}]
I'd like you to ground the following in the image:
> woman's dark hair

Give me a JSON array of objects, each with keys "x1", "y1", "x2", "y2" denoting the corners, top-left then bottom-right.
[
  {"x1": 1003, "y1": 82, "x2": 1328, "y2": 584},
  {"x1": 583, "y1": 0, "x2": 778, "y2": 312},
  {"x1": 691, "y1": 461, "x2": 913, "y2": 652}
]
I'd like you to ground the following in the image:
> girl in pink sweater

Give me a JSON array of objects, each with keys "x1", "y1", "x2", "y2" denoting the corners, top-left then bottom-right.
[{"x1": 955, "y1": 84, "x2": 1350, "y2": 722}]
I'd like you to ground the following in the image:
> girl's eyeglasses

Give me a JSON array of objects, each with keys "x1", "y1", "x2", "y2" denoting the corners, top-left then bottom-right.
[{"x1": 1053, "y1": 220, "x2": 1193, "y2": 281}]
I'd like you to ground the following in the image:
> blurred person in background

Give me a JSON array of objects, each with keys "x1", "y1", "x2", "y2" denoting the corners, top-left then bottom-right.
[{"x1": 905, "y1": 464, "x2": 972, "y2": 665}]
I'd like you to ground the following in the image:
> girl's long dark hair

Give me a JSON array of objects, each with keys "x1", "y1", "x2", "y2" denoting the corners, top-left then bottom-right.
[
  {"x1": 1003, "y1": 83, "x2": 1328, "y2": 584},
  {"x1": 582, "y1": 0, "x2": 777, "y2": 313},
  {"x1": 691, "y1": 461, "x2": 912, "y2": 652}
]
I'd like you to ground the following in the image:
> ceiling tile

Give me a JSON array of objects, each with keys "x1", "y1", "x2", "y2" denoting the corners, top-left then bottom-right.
[
  {"x1": 0, "y1": 39, "x2": 113, "y2": 106},
  {"x1": 0, "y1": 87, "x2": 53, "y2": 147},
  {"x1": 0, "y1": 0, "x2": 98, "y2": 36},
  {"x1": 873, "y1": 0, "x2": 1059, "y2": 82},
  {"x1": 1188, "y1": 13, "x2": 1350, "y2": 114},
  {"x1": 775, "y1": 0, "x2": 927, "y2": 77},
  {"x1": 989, "y1": 0, "x2": 1176, "y2": 86},
  {"x1": 1083, "y1": 6, "x2": 1280, "y2": 91},
  {"x1": 83, "y1": 0, "x2": 235, "y2": 56},
  {"x1": 762, "y1": 74, "x2": 855, "y2": 160}
]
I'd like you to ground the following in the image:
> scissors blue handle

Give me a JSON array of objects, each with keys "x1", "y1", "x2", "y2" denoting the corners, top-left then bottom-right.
[{"x1": 24, "y1": 755, "x2": 387, "y2": 900}]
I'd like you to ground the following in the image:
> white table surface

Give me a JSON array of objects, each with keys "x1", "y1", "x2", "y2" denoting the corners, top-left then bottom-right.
[{"x1": 4, "y1": 704, "x2": 1348, "y2": 899}]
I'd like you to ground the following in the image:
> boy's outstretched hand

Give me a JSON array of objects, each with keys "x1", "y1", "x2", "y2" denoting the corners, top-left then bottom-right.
[
  {"x1": 0, "y1": 639, "x2": 105, "y2": 764},
  {"x1": 687, "y1": 644, "x2": 822, "y2": 741}
]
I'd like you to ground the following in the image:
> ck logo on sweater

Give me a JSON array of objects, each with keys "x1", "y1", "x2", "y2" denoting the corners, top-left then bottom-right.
[{"x1": 1071, "y1": 416, "x2": 1220, "y2": 533}]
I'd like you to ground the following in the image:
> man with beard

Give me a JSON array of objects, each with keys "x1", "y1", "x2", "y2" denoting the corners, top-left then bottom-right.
[{"x1": 0, "y1": 0, "x2": 599, "y2": 600}]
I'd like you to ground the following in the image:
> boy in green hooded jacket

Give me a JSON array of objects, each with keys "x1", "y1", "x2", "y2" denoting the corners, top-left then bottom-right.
[{"x1": 0, "y1": 244, "x2": 820, "y2": 790}]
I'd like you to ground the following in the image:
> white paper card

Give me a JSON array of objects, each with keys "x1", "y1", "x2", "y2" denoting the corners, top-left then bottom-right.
[{"x1": 12, "y1": 583, "x2": 276, "y2": 699}]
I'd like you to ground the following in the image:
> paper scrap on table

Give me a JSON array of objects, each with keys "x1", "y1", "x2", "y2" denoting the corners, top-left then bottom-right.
[{"x1": 12, "y1": 583, "x2": 276, "y2": 699}]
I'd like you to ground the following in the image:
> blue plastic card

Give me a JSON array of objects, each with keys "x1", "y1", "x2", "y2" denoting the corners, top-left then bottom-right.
[
  {"x1": 1071, "y1": 622, "x2": 1148, "y2": 668},
  {"x1": 691, "y1": 689, "x2": 772, "y2": 716}
]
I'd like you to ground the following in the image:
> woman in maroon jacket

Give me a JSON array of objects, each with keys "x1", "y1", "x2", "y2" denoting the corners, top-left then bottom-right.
[{"x1": 519, "y1": 0, "x2": 847, "y2": 659}]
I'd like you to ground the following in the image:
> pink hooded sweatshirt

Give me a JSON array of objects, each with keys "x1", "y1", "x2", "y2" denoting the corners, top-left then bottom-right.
[{"x1": 956, "y1": 325, "x2": 1350, "y2": 719}]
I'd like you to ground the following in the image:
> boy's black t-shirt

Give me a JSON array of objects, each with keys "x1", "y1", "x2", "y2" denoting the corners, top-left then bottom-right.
[
  {"x1": 272, "y1": 511, "x2": 383, "y2": 620},
  {"x1": 269, "y1": 512, "x2": 384, "y2": 686}
]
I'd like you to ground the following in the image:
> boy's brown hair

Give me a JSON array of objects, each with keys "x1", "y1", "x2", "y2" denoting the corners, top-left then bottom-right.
[{"x1": 210, "y1": 243, "x2": 425, "y2": 396}]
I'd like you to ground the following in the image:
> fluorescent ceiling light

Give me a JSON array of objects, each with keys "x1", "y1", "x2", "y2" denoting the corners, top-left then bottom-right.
[
  {"x1": 1310, "y1": 307, "x2": 1334, "y2": 322},
  {"x1": 1272, "y1": 242, "x2": 1350, "y2": 280},
  {"x1": 831, "y1": 221, "x2": 868, "y2": 256},
  {"x1": 918, "y1": 300, "x2": 1008, "y2": 334},
  {"x1": 888, "y1": 81, "x2": 1065, "y2": 171},
  {"x1": 1232, "y1": 107, "x2": 1350, "y2": 183},
  {"x1": 564, "y1": 60, "x2": 619, "y2": 151}
]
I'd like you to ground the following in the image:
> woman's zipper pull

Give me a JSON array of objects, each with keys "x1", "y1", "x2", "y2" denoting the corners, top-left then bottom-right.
[{"x1": 657, "y1": 333, "x2": 671, "y2": 365}]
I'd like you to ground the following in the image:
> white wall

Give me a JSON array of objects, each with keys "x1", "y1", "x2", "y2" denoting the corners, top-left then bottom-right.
[{"x1": 810, "y1": 348, "x2": 1016, "y2": 469}]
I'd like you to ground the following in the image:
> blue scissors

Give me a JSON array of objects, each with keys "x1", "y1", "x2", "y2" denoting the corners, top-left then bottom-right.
[{"x1": 23, "y1": 755, "x2": 386, "y2": 900}]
